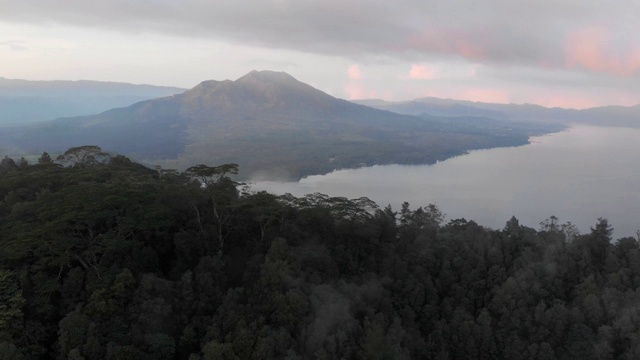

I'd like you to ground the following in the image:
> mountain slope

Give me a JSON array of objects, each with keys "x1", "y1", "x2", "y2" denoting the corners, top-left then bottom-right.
[{"x1": 1, "y1": 71, "x2": 554, "y2": 179}]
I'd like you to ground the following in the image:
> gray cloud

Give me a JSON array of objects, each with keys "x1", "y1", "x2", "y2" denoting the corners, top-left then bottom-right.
[
  {"x1": 0, "y1": 40, "x2": 27, "y2": 51},
  {"x1": 1, "y1": 1, "x2": 638, "y2": 74},
  {"x1": 479, "y1": 65, "x2": 640, "y2": 93},
  {"x1": 244, "y1": 58, "x2": 300, "y2": 69}
]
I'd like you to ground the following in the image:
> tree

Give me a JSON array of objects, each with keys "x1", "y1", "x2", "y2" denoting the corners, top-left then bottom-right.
[
  {"x1": 587, "y1": 218, "x2": 613, "y2": 270},
  {"x1": 0, "y1": 342, "x2": 27, "y2": 360},
  {"x1": 539, "y1": 216, "x2": 560, "y2": 233},
  {"x1": 0, "y1": 156, "x2": 17, "y2": 174},
  {"x1": 591, "y1": 217, "x2": 613, "y2": 241},
  {"x1": 540, "y1": 216, "x2": 579, "y2": 243},
  {"x1": 240, "y1": 191, "x2": 285, "y2": 243},
  {"x1": 185, "y1": 164, "x2": 239, "y2": 188},
  {"x1": 38, "y1": 152, "x2": 53, "y2": 165},
  {"x1": 16, "y1": 157, "x2": 28, "y2": 169},
  {"x1": 504, "y1": 216, "x2": 521, "y2": 236},
  {"x1": 56, "y1": 145, "x2": 111, "y2": 167},
  {"x1": 0, "y1": 270, "x2": 25, "y2": 337},
  {"x1": 185, "y1": 164, "x2": 240, "y2": 255}
]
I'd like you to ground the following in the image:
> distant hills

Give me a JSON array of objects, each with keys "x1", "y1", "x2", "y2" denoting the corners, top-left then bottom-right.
[
  {"x1": 354, "y1": 97, "x2": 640, "y2": 128},
  {"x1": 0, "y1": 71, "x2": 562, "y2": 179},
  {"x1": 0, "y1": 77, "x2": 185, "y2": 124}
]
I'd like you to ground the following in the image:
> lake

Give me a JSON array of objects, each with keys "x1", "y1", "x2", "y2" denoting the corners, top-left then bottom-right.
[{"x1": 250, "y1": 125, "x2": 640, "y2": 239}]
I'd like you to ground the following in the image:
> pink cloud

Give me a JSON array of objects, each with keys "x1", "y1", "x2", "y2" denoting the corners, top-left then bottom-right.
[
  {"x1": 347, "y1": 64, "x2": 361, "y2": 80},
  {"x1": 408, "y1": 63, "x2": 436, "y2": 80},
  {"x1": 405, "y1": 28, "x2": 487, "y2": 61},
  {"x1": 344, "y1": 82, "x2": 377, "y2": 100},
  {"x1": 565, "y1": 27, "x2": 640, "y2": 76}
]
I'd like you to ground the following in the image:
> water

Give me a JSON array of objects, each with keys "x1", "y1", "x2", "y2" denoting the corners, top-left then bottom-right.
[{"x1": 250, "y1": 125, "x2": 640, "y2": 238}]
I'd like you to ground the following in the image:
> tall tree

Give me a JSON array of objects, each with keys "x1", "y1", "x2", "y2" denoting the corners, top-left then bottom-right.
[{"x1": 185, "y1": 164, "x2": 240, "y2": 255}]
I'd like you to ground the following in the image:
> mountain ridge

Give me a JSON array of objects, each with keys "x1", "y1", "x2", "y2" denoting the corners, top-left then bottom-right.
[
  {"x1": 0, "y1": 77, "x2": 185, "y2": 97},
  {"x1": 354, "y1": 96, "x2": 640, "y2": 127},
  {"x1": 0, "y1": 70, "x2": 559, "y2": 179},
  {"x1": 0, "y1": 77, "x2": 186, "y2": 125},
  {"x1": 356, "y1": 95, "x2": 640, "y2": 111}
]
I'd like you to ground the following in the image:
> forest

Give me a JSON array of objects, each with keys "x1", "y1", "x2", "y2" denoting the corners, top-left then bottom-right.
[{"x1": 1, "y1": 148, "x2": 640, "y2": 359}]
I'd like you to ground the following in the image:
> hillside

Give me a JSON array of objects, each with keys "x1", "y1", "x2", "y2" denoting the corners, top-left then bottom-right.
[{"x1": 0, "y1": 71, "x2": 560, "y2": 179}]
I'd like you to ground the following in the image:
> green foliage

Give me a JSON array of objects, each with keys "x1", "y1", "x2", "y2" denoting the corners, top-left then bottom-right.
[
  {"x1": 37, "y1": 151, "x2": 53, "y2": 165},
  {"x1": 1, "y1": 151, "x2": 640, "y2": 359},
  {"x1": 0, "y1": 270, "x2": 24, "y2": 334},
  {"x1": 185, "y1": 164, "x2": 239, "y2": 184},
  {"x1": 0, "y1": 342, "x2": 27, "y2": 360},
  {"x1": 0, "y1": 156, "x2": 17, "y2": 174},
  {"x1": 56, "y1": 145, "x2": 111, "y2": 167}
]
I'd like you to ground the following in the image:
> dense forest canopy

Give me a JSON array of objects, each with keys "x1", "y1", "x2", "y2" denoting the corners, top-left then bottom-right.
[{"x1": 1, "y1": 150, "x2": 640, "y2": 359}]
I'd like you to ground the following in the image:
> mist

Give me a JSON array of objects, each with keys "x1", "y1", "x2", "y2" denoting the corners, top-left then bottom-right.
[{"x1": 251, "y1": 125, "x2": 640, "y2": 238}]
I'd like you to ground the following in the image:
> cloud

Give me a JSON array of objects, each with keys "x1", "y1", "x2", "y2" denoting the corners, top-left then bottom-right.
[
  {"x1": 347, "y1": 64, "x2": 361, "y2": 80},
  {"x1": 403, "y1": 28, "x2": 487, "y2": 62},
  {"x1": 408, "y1": 63, "x2": 436, "y2": 80},
  {"x1": 0, "y1": 40, "x2": 26, "y2": 51},
  {"x1": 344, "y1": 82, "x2": 377, "y2": 100},
  {"x1": 244, "y1": 58, "x2": 299, "y2": 69},
  {"x1": 565, "y1": 27, "x2": 640, "y2": 76},
  {"x1": 0, "y1": 1, "x2": 633, "y2": 70},
  {"x1": 0, "y1": 1, "x2": 639, "y2": 107},
  {"x1": 345, "y1": 63, "x2": 381, "y2": 99}
]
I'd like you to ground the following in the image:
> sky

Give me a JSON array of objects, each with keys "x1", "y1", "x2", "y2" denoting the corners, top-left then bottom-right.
[{"x1": 1, "y1": 1, "x2": 639, "y2": 109}]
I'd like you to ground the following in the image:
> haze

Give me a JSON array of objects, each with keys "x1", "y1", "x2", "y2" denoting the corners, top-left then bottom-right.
[{"x1": 1, "y1": 1, "x2": 639, "y2": 109}]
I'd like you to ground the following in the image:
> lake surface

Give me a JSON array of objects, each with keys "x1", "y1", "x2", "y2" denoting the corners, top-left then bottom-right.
[{"x1": 250, "y1": 125, "x2": 640, "y2": 239}]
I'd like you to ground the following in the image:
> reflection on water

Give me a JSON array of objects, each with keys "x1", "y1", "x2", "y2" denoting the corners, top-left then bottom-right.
[{"x1": 251, "y1": 125, "x2": 640, "y2": 238}]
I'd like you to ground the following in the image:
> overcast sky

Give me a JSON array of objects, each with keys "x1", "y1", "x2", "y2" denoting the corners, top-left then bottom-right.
[{"x1": 1, "y1": 0, "x2": 639, "y2": 108}]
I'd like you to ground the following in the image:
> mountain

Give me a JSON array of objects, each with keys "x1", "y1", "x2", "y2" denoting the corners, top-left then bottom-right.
[
  {"x1": 0, "y1": 71, "x2": 558, "y2": 179},
  {"x1": 574, "y1": 104, "x2": 640, "y2": 127},
  {"x1": 354, "y1": 97, "x2": 640, "y2": 127},
  {"x1": 354, "y1": 97, "x2": 578, "y2": 124},
  {"x1": 354, "y1": 98, "x2": 512, "y2": 120},
  {"x1": 0, "y1": 77, "x2": 185, "y2": 124}
]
